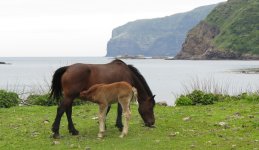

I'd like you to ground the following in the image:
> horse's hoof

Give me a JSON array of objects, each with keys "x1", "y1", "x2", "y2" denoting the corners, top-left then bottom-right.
[
  {"x1": 53, "y1": 133, "x2": 60, "y2": 139},
  {"x1": 115, "y1": 125, "x2": 123, "y2": 132},
  {"x1": 70, "y1": 130, "x2": 79, "y2": 135}
]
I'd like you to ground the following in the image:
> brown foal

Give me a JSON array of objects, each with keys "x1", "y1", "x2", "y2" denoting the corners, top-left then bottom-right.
[{"x1": 80, "y1": 81, "x2": 138, "y2": 138}]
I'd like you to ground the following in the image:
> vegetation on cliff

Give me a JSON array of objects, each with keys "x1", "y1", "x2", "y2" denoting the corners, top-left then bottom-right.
[
  {"x1": 207, "y1": 0, "x2": 259, "y2": 54},
  {"x1": 176, "y1": 0, "x2": 259, "y2": 59}
]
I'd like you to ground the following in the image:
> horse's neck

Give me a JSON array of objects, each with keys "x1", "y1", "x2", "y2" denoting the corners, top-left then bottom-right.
[{"x1": 137, "y1": 89, "x2": 149, "y2": 103}]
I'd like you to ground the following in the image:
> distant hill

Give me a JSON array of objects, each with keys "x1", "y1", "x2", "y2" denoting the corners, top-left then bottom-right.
[
  {"x1": 175, "y1": 0, "x2": 259, "y2": 59},
  {"x1": 106, "y1": 4, "x2": 217, "y2": 57}
]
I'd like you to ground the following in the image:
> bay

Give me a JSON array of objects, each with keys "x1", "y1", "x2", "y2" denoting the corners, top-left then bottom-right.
[{"x1": 1, "y1": 57, "x2": 259, "y2": 106}]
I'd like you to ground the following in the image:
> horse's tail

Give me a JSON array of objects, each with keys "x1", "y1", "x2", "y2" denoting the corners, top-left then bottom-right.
[
  {"x1": 131, "y1": 87, "x2": 138, "y2": 103},
  {"x1": 49, "y1": 66, "x2": 68, "y2": 100}
]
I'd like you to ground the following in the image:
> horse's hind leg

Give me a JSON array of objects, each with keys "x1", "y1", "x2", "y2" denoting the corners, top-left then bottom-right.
[
  {"x1": 52, "y1": 107, "x2": 64, "y2": 138},
  {"x1": 52, "y1": 97, "x2": 74, "y2": 138},
  {"x1": 66, "y1": 103, "x2": 79, "y2": 135},
  {"x1": 52, "y1": 104, "x2": 66, "y2": 138}
]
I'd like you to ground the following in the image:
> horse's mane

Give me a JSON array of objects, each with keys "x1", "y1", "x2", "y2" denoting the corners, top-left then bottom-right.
[
  {"x1": 127, "y1": 64, "x2": 153, "y2": 97},
  {"x1": 111, "y1": 59, "x2": 127, "y2": 65},
  {"x1": 110, "y1": 59, "x2": 153, "y2": 97}
]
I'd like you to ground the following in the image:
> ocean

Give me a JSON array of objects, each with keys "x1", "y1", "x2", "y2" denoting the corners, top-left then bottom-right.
[{"x1": 1, "y1": 57, "x2": 259, "y2": 105}]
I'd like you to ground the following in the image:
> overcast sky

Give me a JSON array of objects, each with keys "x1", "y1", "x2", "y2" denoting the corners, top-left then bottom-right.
[{"x1": 0, "y1": 0, "x2": 227, "y2": 57}]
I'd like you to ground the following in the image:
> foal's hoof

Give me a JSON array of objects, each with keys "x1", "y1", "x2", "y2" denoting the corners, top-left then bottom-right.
[
  {"x1": 97, "y1": 133, "x2": 104, "y2": 138},
  {"x1": 119, "y1": 133, "x2": 126, "y2": 138},
  {"x1": 70, "y1": 130, "x2": 79, "y2": 135},
  {"x1": 52, "y1": 133, "x2": 61, "y2": 139}
]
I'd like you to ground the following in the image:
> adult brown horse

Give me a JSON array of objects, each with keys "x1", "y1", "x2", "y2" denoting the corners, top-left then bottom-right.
[{"x1": 50, "y1": 59, "x2": 156, "y2": 138}]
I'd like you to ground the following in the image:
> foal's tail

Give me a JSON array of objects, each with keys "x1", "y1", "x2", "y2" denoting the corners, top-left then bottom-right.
[
  {"x1": 49, "y1": 66, "x2": 68, "y2": 100},
  {"x1": 131, "y1": 87, "x2": 138, "y2": 103}
]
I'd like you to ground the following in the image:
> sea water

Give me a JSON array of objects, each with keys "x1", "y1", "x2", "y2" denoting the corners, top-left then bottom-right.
[{"x1": 1, "y1": 57, "x2": 259, "y2": 105}]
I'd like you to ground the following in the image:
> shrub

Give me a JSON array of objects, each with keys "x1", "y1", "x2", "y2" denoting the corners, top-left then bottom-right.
[
  {"x1": 201, "y1": 93, "x2": 218, "y2": 105},
  {"x1": 27, "y1": 94, "x2": 88, "y2": 106},
  {"x1": 27, "y1": 94, "x2": 57, "y2": 106},
  {"x1": 238, "y1": 93, "x2": 259, "y2": 102},
  {"x1": 187, "y1": 90, "x2": 205, "y2": 105},
  {"x1": 176, "y1": 90, "x2": 219, "y2": 106},
  {"x1": 175, "y1": 95, "x2": 192, "y2": 106},
  {"x1": 0, "y1": 90, "x2": 20, "y2": 108}
]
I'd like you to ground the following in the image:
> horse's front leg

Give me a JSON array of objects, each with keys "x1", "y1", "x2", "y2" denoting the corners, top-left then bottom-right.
[
  {"x1": 66, "y1": 104, "x2": 79, "y2": 135},
  {"x1": 115, "y1": 103, "x2": 123, "y2": 131},
  {"x1": 98, "y1": 104, "x2": 108, "y2": 138},
  {"x1": 105, "y1": 105, "x2": 112, "y2": 129}
]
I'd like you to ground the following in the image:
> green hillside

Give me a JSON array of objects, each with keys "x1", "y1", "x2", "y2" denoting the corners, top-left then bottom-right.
[
  {"x1": 206, "y1": 0, "x2": 259, "y2": 54},
  {"x1": 176, "y1": 0, "x2": 259, "y2": 59}
]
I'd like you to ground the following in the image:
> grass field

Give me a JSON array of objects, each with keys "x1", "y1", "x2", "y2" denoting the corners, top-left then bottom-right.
[{"x1": 0, "y1": 99, "x2": 258, "y2": 150}]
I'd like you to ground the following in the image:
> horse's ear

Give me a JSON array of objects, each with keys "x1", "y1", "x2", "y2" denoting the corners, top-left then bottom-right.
[{"x1": 152, "y1": 95, "x2": 156, "y2": 99}]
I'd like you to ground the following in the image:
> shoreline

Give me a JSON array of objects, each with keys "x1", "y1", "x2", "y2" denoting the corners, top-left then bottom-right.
[
  {"x1": 233, "y1": 68, "x2": 259, "y2": 74},
  {"x1": 0, "y1": 61, "x2": 11, "y2": 65}
]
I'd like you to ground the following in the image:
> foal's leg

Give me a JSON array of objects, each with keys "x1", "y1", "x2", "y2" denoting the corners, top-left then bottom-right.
[
  {"x1": 66, "y1": 104, "x2": 79, "y2": 135},
  {"x1": 119, "y1": 100, "x2": 131, "y2": 138},
  {"x1": 52, "y1": 98, "x2": 73, "y2": 138},
  {"x1": 98, "y1": 104, "x2": 108, "y2": 138}
]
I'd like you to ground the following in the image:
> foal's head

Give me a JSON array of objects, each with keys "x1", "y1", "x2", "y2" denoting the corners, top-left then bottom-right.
[
  {"x1": 80, "y1": 90, "x2": 92, "y2": 101},
  {"x1": 79, "y1": 85, "x2": 100, "y2": 101}
]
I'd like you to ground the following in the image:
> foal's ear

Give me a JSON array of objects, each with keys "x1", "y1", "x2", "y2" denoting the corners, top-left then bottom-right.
[{"x1": 152, "y1": 95, "x2": 156, "y2": 99}]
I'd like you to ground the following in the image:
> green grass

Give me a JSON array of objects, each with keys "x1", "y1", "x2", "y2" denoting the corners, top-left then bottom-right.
[{"x1": 0, "y1": 100, "x2": 258, "y2": 150}]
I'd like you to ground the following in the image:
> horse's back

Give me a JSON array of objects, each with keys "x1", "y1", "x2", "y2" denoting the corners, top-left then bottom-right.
[{"x1": 61, "y1": 62, "x2": 132, "y2": 98}]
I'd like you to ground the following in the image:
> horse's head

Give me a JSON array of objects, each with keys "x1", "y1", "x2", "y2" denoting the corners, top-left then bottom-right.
[{"x1": 138, "y1": 95, "x2": 156, "y2": 127}]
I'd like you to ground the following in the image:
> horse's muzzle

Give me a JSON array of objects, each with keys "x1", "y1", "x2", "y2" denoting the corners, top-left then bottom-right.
[{"x1": 145, "y1": 121, "x2": 155, "y2": 128}]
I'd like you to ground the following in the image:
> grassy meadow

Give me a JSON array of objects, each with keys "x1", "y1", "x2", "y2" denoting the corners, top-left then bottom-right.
[{"x1": 0, "y1": 98, "x2": 258, "y2": 150}]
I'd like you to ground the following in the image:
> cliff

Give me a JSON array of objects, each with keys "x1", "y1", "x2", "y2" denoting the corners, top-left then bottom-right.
[
  {"x1": 106, "y1": 4, "x2": 217, "y2": 57},
  {"x1": 175, "y1": 0, "x2": 259, "y2": 60}
]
